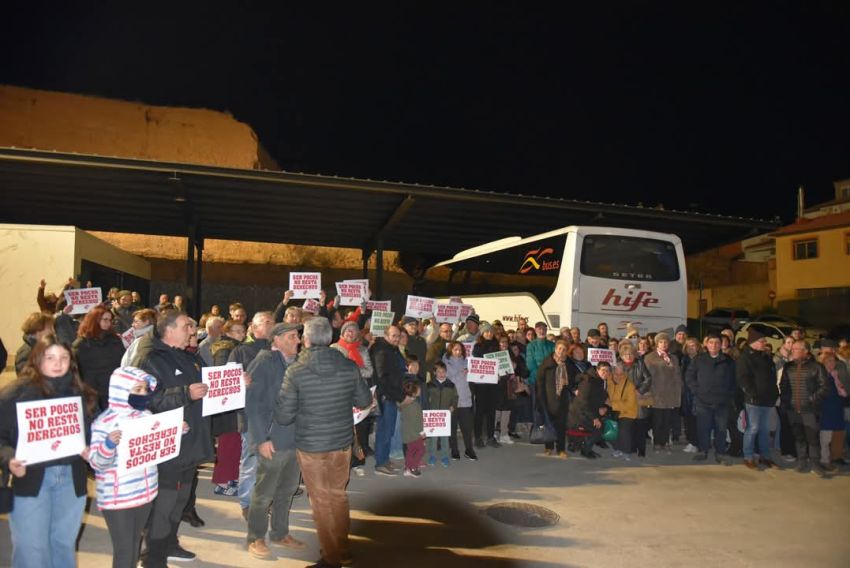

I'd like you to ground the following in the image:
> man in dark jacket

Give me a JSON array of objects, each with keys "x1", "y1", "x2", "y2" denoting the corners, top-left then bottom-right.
[
  {"x1": 402, "y1": 316, "x2": 427, "y2": 379},
  {"x1": 275, "y1": 317, "x2": 371, "y2": 568},
  {"x1": 780, "y1": 340, "x2": 830, "y2": 475},
  {"x1": 685, "y1": 333, "x2": 736, "y2": 465},
  {"x1": 111, "y1": 290, "x2": 135, "y2": 334},
  {"x1": 244, "y1": 322, "x2": 305, "y2": 559},
  {"x1": 138, "y1": 310, "x2": 213, "y2": 567},
  {"x1": 735, "y1": 327, "x2": 779, "y2": 470},
  {"x1": 370, "y1": 325, "x2": 406, "y2": 476}
]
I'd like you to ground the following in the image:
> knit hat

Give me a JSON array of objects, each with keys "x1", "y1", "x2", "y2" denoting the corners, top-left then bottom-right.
[
  {"x1": 675, "y1": 324, "x2": 688, "y2": 334},
  {"x1": 819, "y1": 338, "x2": 837, "y2": 349},
  {"x1": 340, "y1": 321, "x2": 360, "y2": 338},
  {"x1": 480, "y1": 321, "x2": 492, "y2": 333},
  {"x1": 466, "y1": 313, "x2": 480, "y2": 325},
  {"x1": 747, "y1": 326, "x2": 765, "y2": 344}
]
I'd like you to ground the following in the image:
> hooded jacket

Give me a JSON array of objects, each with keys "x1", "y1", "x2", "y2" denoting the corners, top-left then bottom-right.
[
  {"x1": 275, "y1": 346, "x2": 372, "y2": 453},
  {"x1": 88, "y1": 367, "x2": 159, "y2": 510},
  {"x1": 137, "y1": 335, "x2": 214, "y2": 485},
  {"x1": 427, "y1": 377, "x2": 459, "y2": 411}
]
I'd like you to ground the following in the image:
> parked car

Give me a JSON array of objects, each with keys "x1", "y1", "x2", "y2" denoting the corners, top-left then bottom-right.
[
  {"x1": 751, "y1": 314, "x2": 827, "y2": 339},
  {"x1": 735, "y1": 322, "x2": 794, "y2": 353},
  {"x1": 701, "y1": 308, "x2": 751, "y2": 331}
]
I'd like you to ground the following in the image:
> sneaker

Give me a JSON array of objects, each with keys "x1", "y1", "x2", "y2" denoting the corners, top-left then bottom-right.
[
  {"x1": 487, "y1": 437, "x2": 502, "y2": 448},
  {"x1": 375, "y1": 464, "x2": 397, "y2": 476},
  {"x1": 269, "y1": 534, "x2": 307, "y2": 550},
  {"x1": 451, "y1": 451, "x2": 461, "y2": 461},
  {"x1": 403, "y1": 468, "x2": 421, "y2": 477},
  {"x1": 441, "y1": 456, "x2": 450, "y2": 467},
  {"x1": 612, "y1": 450, "x2": 623, "y2": 458},
  {"x1": 227, "y1": 479, "x2": 239, "y2": 490},
  {"x1": 167, "y1": 544, "x2": 197, "y2": 562},
  {"x1": 693, "y1": 452, "x2": 708, "y2": 462},
  {"x1": 499, "y1": 434, "x2": 514, "y2": 445},
  {"x1": 464, "y1": 450, "x2": 478, "y2": 461},
  {"x1": 557, "y1": 451, "x2": 568, "y2": 459},
  {"x1": 353, "y1": 466, "x2": 365, "y2": 477},
  {"x1": 683, "y1": 443, "x2": 699, "y2": 454},
  {"x1": 782, "y1": 454, "x2": 797, "y2": 463},
  {"x1": 428, "y1": 455, "x2": 437, "y2": 466},
  {"x1": 214, "y1": 483, "x2": 239, "y2": 497}
]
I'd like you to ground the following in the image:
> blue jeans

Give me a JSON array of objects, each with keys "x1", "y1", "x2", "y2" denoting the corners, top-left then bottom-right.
[
  {"x1": 390, "y1": 408, "x2": 404, "y2": 459},
  {"x1": 695, "y1": 403, "x2": 729, "y2": 456},
  {"x1": 10, "y1": 464, "x2": 86, "y2": 568},
  {"x1": 374, "y1": 397, "x2": 398, "y2": 468},
  {"x1": 743, "y1": 404, "x2": 773, "y2": 459},
  {"x1": 239, "y1": 432, "x2": 258, "y2": 510}
]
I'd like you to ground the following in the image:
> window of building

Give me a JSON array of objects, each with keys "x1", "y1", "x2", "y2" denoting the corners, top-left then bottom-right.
[{"x1": 793, "y1": 238, "x2": 818, "y2": 260}]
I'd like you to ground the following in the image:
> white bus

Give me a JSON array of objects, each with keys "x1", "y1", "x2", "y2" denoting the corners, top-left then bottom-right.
[{"x1": 419, "y1": 226, "x2": 687, "y2": 337}]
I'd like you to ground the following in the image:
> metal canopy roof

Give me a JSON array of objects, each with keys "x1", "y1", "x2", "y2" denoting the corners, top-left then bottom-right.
[{"x1": 0, "y1": 147, "x2": 777, "y2": 259}]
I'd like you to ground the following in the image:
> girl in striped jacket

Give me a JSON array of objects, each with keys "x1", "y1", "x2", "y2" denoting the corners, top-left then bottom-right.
[{"x1": 88, "y1": 366, "x2": 159, "y2": 568}]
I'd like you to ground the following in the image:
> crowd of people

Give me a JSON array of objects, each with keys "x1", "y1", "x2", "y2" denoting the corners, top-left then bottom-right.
[{"x1": 1, "y1": 280, "x2": 849, "y2": 568}]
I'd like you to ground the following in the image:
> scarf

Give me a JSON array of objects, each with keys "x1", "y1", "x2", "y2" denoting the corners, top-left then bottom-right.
[
  {"x1": 555, "y1": 360, "x2": 568, "y2": 397},
  {"x1": 49, "y1": 371, "x2": 75, "y2": 396},
  {"x1": 656, "y1": 348, "x2": 671, "y2": 365},
  {"x1": 338, "y1": 338, "x2": 364, "y2": 368}
]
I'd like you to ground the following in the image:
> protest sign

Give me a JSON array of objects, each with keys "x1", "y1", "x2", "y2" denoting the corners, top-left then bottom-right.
[
  {"x1": 462, "y1": 342, "x2": 475, "y2": 358},
  {"x1": 370, "y1": 310, "x2": 395, "y2": 337},
  {"x1": 434, "y1": 303, "x2": 461, "y2": 324},
  {"x1": 202, "y1": 363, "x2": 245, "y2": 417},
  {"x1": 587, "y1": 348, "x2": 616, "y2": 366},
  {"x1": 336, "y1": 281, "x2": 368, "y2": 306},
  {"x1": 64, "y1": 287, "x2": 102, "y2": 315},
  {"x1": 289, "y1": 272, "x2": 321, "y2": 299},
  {"x1": 301, "y1": 298, "x2": 321, "y2": 314},
  {"x1": 449, "y1": 296, "x2": 463, "y2": 305},
  {"x1": 365, "y1": 300, "x2": 391, "y2": 312},
  {"x1": 117, "y1": 407, "x2": 183, "y2": 475},
  {"x1": 15, "y1": 396, "x2": 86, "y2": 465},
  {"x1": 120, "y1": 327, "x2": 136, "y2": 349},
  {"x1": 467, "y1": 357, "x2": 499, "y2": 384},
  {"x1": 405, "y1": 295, "x2": 436, "y2": 318},
  {"x1": 484, "y1": 350, "x2": 514, "y2": 375},
  {"x1": 346, "y1": 279, "x2": 370, "y2": 296},
  {"x1": 423, "y1": 410, "x2": 451, "y2": 437},
  {"x1": 353, "y1": 386, "x2": 377, "y2": 425},
  {"x1": 458, "y1": 304, "x2": 474, "y2": 321}
]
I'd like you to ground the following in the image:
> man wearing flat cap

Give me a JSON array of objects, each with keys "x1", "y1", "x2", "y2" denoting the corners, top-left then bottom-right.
[
  {"x1": 244, "y1": 322, "x2": 305, "y2": 559},
  {"x1": 736, "y1": 326, "x2": 779, "y2": 470}
]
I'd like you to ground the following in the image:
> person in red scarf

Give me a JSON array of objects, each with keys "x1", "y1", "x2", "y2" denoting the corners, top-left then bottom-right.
[{"x1": 331, "y1": 321, "x2": 376, "y2": 476}]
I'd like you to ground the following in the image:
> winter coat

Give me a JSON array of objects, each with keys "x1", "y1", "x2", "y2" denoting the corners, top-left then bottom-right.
[
  {"x1": 211, "y1": 335, "x2": 242, "y2": 366},
  {"x1": 331, "y1": 341, "x2": 375, "y2": 383},
  {"x1": 685, "y1": 352, "x2": 736, "y2": 408},
  {"x1": 426, "y1": 378, "x2": 459, "y2": 411},
  {"x1": 443, "y1": 355, "x2": 472, "y2": 408},
  {"x1": 137, "y1": 336, "x2": 214, "y2": 485},
  {"x1": 526, "y1": 339, "x2": 555, "y2": 386},
  {"x1": 14, "y1": 335, "x2": 36, "y2": 376},
  {"x1": 245, "y1": 349, "x2": 296, "y2": 453},
  {"x1": 400, "y1": 397, "x2": 424, "y2": 444},
  {"x1": 644, "y1": 351, "x2": 682, "y2": 409},
  {"x1": 607, "y1": 376, "x2": 638, "y2": 420},
  {"x1": 779, "y1": 357, "x2": 829, "y2": 413},
  {"x1": 737, "y1": 346, "x2": 780, "y2": 407},
  {"x1": 568, "y1": 374, "x2": 608, "y2": 429},
  {"x1": 371, "y1": 338, "x2": 407, "y2": 403},
  {"x1": 88, "y1": 367, "x2": 159, "y2": 510},
  {"x1": 275, "y1": 346, "x2": 372, "y2": 453},
  {"x1": 537, "y1": 356, "x2": 573, "y2": 417},
  {"x1": 73, "y1": 333, "x2": 125, "y2": 410},
  {"x1": 406, "y1": 334, "x2": 427, "y2": 379}
]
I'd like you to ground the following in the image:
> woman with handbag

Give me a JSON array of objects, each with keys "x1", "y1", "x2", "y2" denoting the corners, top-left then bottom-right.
[{"x1": 0, "y1": 335, "x2": 98, "y2": 568}]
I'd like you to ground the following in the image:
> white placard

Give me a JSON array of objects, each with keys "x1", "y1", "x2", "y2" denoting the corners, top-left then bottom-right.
[
  {"x1": 346, "y1": 279, "x2": 371, "y2": 296},
  {"x1": 301, "y1": 298, "x2": 321, "y2": 314},
  {"x1": 365, "y1": 300, "x2": 391, "y2": 312},
  {"x1": 117, "y1": 407, "x2": 183, "y2": 474},
  {"x1": 370, "y1": 310, "x2": 395, "y2": 338},
  {"x1": 64, "y1": 287, "x2": 102, "y2": 315},
  {"x1": 587, "y1": 348, "x2": 616, "y2": 366},
  {"x1": 353, "y1": 386, "x2": 377, "y2": 425},
  {"x1": 467, "y1": 357, "x2": 499, "y2": 384},
  {"x1": 202, "y1": 363, "x2": 246, "y2": 417},
  {"x1": 435, "y1": 303, "x2": 461, "y2": 324},
  {"x1": 336, "y1": 281, "x2": 367, "y2": 306},
  {"x1": 289, "y1": 272, "x2": 322, "y2": 299},
  {"x1": 405, "y1": 295, "x2": 437, "y2": 318},
  {"x1": 120, "y1": 327, "x2": 136, "y2": 349},
  {"x1": 458, "y1": 304, "x2": 474, "y2": 321},
  {"x1": 449, "y1": 296, "x2": 464, "y2": 305},
  {"x1": 423, "y1": 410, "x2": 451, "y2": 437},
  {"x1": 484, "y1": 350, "x2": 514, "y2": 375},
  {"x1": 15, "y1": 396, "x2": 86, "y2": 465},
  {"x1": 462, "y1": 342, "x2": 474, "y2": 358}
]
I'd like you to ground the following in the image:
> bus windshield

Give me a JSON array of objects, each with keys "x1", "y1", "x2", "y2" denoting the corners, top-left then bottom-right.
[{"x1": 580, "y1": 235, "x2": 680, "y2": 282}]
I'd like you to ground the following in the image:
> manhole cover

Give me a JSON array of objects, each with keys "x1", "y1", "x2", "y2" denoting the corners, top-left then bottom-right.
[{"x1": 484, "y1": 502, "x2": 560, "y2": 527}]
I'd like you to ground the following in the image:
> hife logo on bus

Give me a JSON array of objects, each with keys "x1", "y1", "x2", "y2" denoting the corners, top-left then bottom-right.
[
  {"x1": 601, "y1": 288, "x2": 659, "y2": 312},
  {"x1": 519, "y1": 248, "x2": 560, "y2": 274}
]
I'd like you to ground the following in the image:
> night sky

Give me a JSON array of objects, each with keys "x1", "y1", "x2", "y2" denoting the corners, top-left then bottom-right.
[{"x1": 2, "y1": 3, "x2": 848, "y2": 222}]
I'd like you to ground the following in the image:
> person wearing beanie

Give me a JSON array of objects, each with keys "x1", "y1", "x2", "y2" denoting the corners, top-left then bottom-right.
[
  {"x1": 669, "y1": 324, "x2": 689, "y2": 357},
  {"x1": 736, "y1": 326, "x2": 780, "y2": 470},
  {"x1": 402, "y1": 316, "x2": 427, "y2": 381},
  {"x1": 456, "y1": 313, "x2": 481, "y2": 343}
]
